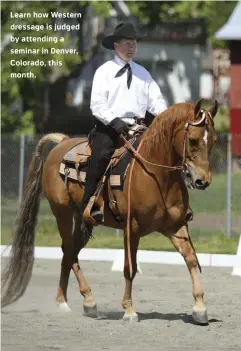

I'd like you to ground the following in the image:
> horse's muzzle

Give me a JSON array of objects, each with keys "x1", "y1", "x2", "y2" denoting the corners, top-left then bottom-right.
[
  {"x1": 182, "y1": 164, "x2": 210, "y2": 190},
  {"x1": 194, "y1": 178, "x2": 209, "y2": 190}
]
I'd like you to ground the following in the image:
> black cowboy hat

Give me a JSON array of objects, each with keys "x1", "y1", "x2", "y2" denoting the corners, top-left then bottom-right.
[{"x1": 102, "y1": 22, "x2": 145, "y2": 50}]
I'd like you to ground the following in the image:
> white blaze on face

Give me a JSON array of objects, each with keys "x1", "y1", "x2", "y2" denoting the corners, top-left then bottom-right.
[
  {"x1": 202, "y1": 111, "x2": 208, "y2": 145},
  {"x1": 203, "y1": 128, "x2": 208, "y2": 145}
]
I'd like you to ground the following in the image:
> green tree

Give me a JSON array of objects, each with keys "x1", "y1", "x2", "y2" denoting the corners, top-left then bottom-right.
[
  {"x1": 1, "y1": 1, "x2": 111, "y2": 134},
  {"x1": 127, "y1": 1, "x2": 237, "y2": 48},
  {"x1": 171, "y1": 1, "x2": 238, "y2": 48}
]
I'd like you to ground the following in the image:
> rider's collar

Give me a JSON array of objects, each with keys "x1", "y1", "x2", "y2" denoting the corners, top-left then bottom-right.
[{"x1": 114, "y1": 55, "x2": 133, "y2": 68}]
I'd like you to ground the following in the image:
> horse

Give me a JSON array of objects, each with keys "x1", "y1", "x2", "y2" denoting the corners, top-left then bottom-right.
[{"x1": 1, "y1": 99, "x2": 218, "y2": 325}]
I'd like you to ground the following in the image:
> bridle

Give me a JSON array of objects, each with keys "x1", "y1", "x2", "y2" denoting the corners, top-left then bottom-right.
[
  {"x1": 122, "y1": 108, "x2": 214, "y2": 279},
  {"x1": 121, "y1": 109, "x2": 214, "y2": 173},
  {"x1": 181, "y1": 109, "x2": 213, "y2": 172}
]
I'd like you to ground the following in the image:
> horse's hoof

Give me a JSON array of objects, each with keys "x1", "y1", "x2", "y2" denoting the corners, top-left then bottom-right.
[
  {"x1": 192, "y1": 309, "x2": 209, "y2": 325},
  {"x1": 123, "y1": 313, "x2": 139, "y2": 323},
  {"x1": 83, "y1": 304, "x2": 98, "y2": 318},
  {"x1": 56, "y1": 302, "x2": 72, "y2": 313}
]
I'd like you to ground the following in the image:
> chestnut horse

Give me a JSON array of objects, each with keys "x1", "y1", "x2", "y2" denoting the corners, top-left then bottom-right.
[{"x1": 2, "y1": 100, "x2": 218, "y2": 325}]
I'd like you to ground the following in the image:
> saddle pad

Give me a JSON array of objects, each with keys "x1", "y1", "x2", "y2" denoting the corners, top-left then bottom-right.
[
  {"x1": 61, "y1": 137, "x2": 140, "y2": 189},
  {"x1": 77, "y1": 141, "x2": 91, "y2": 155},
  {"x1": 63, "y1": 138, "x2": 137, "y2": 165},
  {"x1": 59, "y1": 163, "x2": 121, "y2": 187},
  {"x1": 63, "y1": 140, "x2": 89, "y2": 164}
]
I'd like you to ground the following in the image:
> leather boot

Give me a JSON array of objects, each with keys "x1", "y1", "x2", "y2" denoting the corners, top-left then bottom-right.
[{"x1": 81, "y1": 159, "x2": 103, "y2": 223}]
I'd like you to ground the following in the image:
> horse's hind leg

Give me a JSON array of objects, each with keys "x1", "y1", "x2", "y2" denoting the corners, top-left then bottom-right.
[
  {"x1": 169, "y1": 223, "x2": 208, "y2": 325},
  {"x1": 71, "y1": 213, "x2": 98, "y2": 318},
  {"x1": 54, "y1": 206, "x2": 74, "y2": 312},
  {"x1": 55, "y1": 207, "x2": 97, "y2": 316}
]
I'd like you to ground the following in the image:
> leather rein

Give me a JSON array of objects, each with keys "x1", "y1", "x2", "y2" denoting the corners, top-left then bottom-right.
[{"x1": 122, "y1": 110, "x2": 213, "y2": 279}]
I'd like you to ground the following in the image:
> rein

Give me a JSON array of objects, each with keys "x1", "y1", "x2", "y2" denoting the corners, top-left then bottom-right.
[
  {"x1": 122, "y1": 109, "x2": 213, "y2": 279},
  {"x1": 121, "y1": 136, "x2": 185, "y2": 171}
]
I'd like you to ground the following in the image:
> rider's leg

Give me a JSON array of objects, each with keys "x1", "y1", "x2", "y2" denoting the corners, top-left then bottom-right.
[{"x1": 81, "y1": 120, "x2": 119, "y2": 220}]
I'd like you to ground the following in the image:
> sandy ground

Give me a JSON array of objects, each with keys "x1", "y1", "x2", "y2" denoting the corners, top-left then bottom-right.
[{"x1": 1, "y1": 259, "x2": 241, "y2": 351}]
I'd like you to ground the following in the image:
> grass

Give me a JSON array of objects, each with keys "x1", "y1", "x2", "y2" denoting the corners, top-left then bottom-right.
[
  {"x1": 189, "y1": 172, "x2": 241, "y2": 215},
  {"x1": 1, "y1": 223, "x2": 239, "y2": 254},
  {"x1": 88, "y1": 228, "x2": 240, "y2": 255},
  {"x1": 1, "y1": 172, "x2": 240, "y2": 255}
]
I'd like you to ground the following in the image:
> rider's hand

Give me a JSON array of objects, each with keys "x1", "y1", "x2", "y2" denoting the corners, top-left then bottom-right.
[{"x1": 110, "y1": 117, "x2": 129, "y2": 136}]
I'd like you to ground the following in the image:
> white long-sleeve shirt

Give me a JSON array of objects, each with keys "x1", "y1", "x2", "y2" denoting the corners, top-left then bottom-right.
[{"x1": 90, "y1": 55, "x2": 167, "y2": 125}]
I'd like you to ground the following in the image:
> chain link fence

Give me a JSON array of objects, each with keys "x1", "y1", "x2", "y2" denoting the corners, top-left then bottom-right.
[{"x1": 1, "y1": 133, "x2": 241, "y2": 239}]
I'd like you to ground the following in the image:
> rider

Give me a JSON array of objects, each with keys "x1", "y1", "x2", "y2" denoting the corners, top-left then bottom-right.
[{"x1": 82, "y1": 22, "x2": 167, "y2": 222}]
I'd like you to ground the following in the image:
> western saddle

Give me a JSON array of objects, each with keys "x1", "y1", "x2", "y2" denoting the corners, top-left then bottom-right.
[{"x1": 59, "y1": 124, "x2": 147, "y2": 226}]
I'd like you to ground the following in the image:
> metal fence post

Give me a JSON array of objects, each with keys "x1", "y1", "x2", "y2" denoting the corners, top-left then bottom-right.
[
  {"x1": 116, "y1": 229, "x2": 120, "y2": 237},
  {"x1": 18, "y1": 134, "x2": 25, "y2": 203},
  {"x1": 226, "y1": 133, "x2": 232, "y2": 238}
]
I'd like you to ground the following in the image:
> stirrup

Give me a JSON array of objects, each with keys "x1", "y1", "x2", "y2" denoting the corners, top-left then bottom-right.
[
  {"x1": 90, "y1": 209, "x2": 103, "y2": 223},
  {"x1": 83, "y1": 196, "x2": 103, "y2": 226}
]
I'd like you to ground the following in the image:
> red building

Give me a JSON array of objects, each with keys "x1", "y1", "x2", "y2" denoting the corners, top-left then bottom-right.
[{"x1": 215, "y1": 1, "x2": 241, "y2": 156}]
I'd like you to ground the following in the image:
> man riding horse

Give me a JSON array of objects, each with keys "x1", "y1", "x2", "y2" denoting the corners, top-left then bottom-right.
[{"x1": 82, "y1": 22, "x2": 168, "y2": 222}]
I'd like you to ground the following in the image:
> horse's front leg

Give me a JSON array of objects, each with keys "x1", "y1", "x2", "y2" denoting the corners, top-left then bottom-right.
[
  {"x1": 169, "y1": 223, "x2": 208, "y2": 325},
  {"x1": 122, "y1": 229, "x2": 140, "y2": 322}
]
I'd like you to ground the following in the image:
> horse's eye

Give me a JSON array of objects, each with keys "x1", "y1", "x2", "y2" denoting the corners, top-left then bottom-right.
[{"x1": 189, "y1": 137, "x2": 198, "y2": 146}]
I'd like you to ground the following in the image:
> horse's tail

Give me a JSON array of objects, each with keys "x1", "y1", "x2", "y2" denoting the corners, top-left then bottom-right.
[{"x1": 1, "y1": 133, "x2": 69, "y2": 308}]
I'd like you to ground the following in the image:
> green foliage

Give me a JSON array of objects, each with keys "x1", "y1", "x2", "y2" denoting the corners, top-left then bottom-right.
[
  {"x1": 1, "y1": 1, "x2": 82, "y2": 134},
  {"x1": 90, "y1": 1, "x2": 112, "y2": 16},
  {"x1": 172, "y1": 1, "x2": 238, "y2": 48},
  {"x1": 2, "y1": 2, "x2": 81, "y2": 79},
  {"x1": 128, "y1": 1, "x2": 179, "y2": 23},
  {"x1": 127, "y1": 1, "x2": 238, "y2": 48},
  {"x1": 15, "y1": 110, "x2": 35, "y2": 135},
  {"x1": 1, "y1": 1, "x2": 112, "y2": 135}
]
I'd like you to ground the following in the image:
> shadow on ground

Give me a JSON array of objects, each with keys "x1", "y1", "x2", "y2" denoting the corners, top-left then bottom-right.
[{"x1": 97, "y1": 310, "x2": 222, "y2": 325}]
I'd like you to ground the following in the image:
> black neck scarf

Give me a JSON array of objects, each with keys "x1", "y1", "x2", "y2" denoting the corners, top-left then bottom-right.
[{"x1": 115, "y1": 63, "x2": 132, "y2": 89}]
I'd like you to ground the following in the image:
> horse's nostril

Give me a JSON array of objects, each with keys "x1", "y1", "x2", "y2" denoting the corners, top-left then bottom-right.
[{"x1": 195, "y1": 179, "x2": 207, "y2": 189}]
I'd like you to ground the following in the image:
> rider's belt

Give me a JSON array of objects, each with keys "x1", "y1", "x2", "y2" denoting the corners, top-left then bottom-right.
[{"x1": 127, "y1": 117, "x2": 143, "y2": 126}]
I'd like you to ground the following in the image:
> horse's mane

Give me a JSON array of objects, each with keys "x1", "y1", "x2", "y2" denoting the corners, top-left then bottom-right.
[{"x1": 142, "y1": 103, "x2": 194, "y2": 160}]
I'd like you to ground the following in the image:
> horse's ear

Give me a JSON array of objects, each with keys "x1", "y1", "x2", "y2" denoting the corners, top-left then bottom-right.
[
  {"x1": 194, "y1": 99, "x2": 203, "y2": 117},
  {"x1": 209, "y1": 100, "x2": 218, "y2": 118}
]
